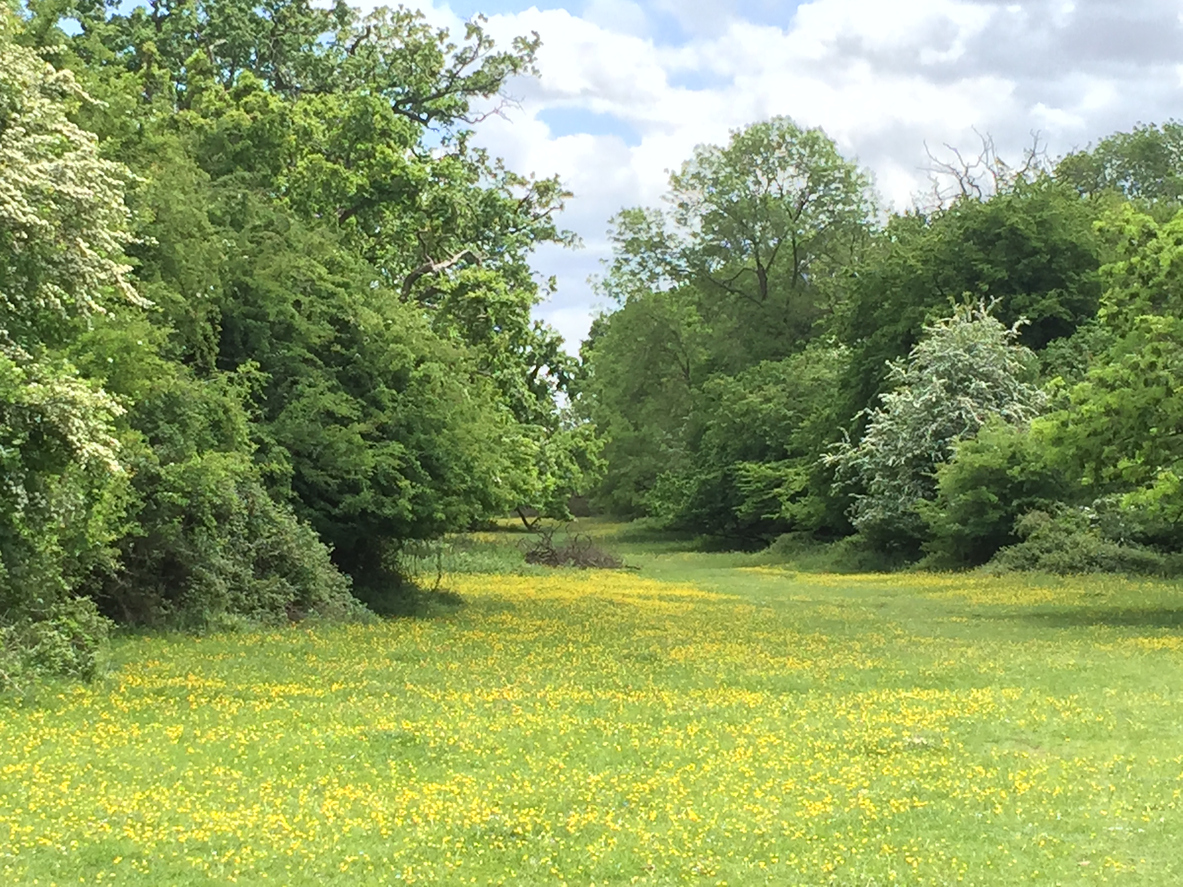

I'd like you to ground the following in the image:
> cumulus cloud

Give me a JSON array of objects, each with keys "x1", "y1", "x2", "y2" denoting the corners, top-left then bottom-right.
[
  {"x1": 423, "y1": 0, "x2": 1183, "y2": 347},
  {"x1": 583, "y1": 0, "x2": 650, "y2": 37}
]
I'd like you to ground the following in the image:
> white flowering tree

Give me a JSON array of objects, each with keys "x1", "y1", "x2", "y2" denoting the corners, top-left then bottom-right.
[
  {"x1": 0, "y1": 20, "x2": 139, "y2": 613},
  {"x1": 826, "y1": 301, "x2": 1048, "y2": 543}
]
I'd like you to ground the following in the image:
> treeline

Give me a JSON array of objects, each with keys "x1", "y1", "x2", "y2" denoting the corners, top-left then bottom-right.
[
  {"x1": 578, "y1": 117, "x2": 1183, "y2": 574},
  {"x1": 1, "y1": 0, "x2": 600, "y2": 685}
]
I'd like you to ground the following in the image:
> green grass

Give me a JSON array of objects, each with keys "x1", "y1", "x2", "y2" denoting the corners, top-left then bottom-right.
[{"x1": 3, "y1": 520, "x2": 1183, "y2": 885}]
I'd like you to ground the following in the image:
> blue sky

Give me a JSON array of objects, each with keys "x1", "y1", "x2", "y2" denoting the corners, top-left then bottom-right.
[{"x1": 406, "y1": 0, "x2": 1183, "y2": 349}]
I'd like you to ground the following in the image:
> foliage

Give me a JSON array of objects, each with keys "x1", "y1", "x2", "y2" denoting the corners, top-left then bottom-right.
[
  {"x1": 921, "y1": 419, "x2": 1069, "y2": 568},
  {"x1": 0, "y1": 353, "x2": 128, "y2": 611},
  {"x1": 514, "y1": 419, "x2": 605, "y2": 525},
  {"x1": 1033, "y1": 207, "x2": 1183, "y2": 555},
  {"x1": 0, "y1": 21, "x2": 134, "y2": 676},
  {"x1": 647, "y1": 342, "x2": 851, "y2": 538},
  {"x1": 920, "y1": 203, "x2": 1183, "y2": 573},
  {"x1": 580, "y1": 119, "x2": 875, "y2": 533},
  {"x1": 827, "y1": 302, "x2": 1047, "y2": 546},
  {"x1": 1044, "y1": 314, "x2": 1183, "y2": 503},
  {"x1": 100, "y1": 448, "x2": 362, "y2": 629},
  {"x1": 581, "y1": 130, "x2": 1183, "y2": 567},
  {"x1": 838, "y1": 180, "x2": 1101, "y2": 421},
  {"x1": 1057, "y1": 121, "x2": 1183, "y2": 208},
  {"x1": 60, "y1": 309, "x2": 362, "y2": 628},
  {"x1": 985, "y1": 509, "x2": 1171, "y2": 576},
  {"x1": 594, "y1": 117, "x2": 875, "y2": 371},
  {"x1": 0, "y1": 0, "x2": 604, "y2": 673},
  {"x1": 0, "y1": 21, "x2": 141, "y2": 345},
  {"x1": 0, "y1": 597, "x2": 110, "y2": 690},
  {"x1": 1036, "y1": 317, "x2": 1116, "y2": 384},
  {"x1": 203, "y1": 208, "x2": 528, "y2": 578},
  {"x1": 666, "y1": 116, "x2": 875, "y2": 362},
  {"x1": 578, "y1": 290, "x2": 704, "y2": 516},
  {"x1": 14, "y1": 0, "x2": 589, "y2": 605}
]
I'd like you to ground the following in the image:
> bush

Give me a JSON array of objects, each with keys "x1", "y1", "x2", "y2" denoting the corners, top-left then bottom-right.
[
  {"x1": 827, "y1": 302, "x2": 1047, "y2": 547},
  {"x1": 96, "y1": 451, "x2": 360, "y2": 629},
  {"x1": 921, "y1": 420, "x2": 1069, "y2": 568},
  {"x1": 0, "y1": 356, "x2": 130, "y2": 620},
  {"x1": 1, "y1": 598, "x2": 111, "y2": 690},
  {"x1": 985, "y1": 509, "x2": 1171, "y2": 576},
  {"x1": 64, "y1": 343, "x2": 365, "y2": 630}
]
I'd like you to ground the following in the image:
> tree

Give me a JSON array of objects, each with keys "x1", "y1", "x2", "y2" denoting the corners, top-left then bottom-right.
[
  {"x1": 826, "y1": 302, "x2": 1047, "y2": 547},
  {"x1": 647, "y1": 342, "x2": 850, "y2": 538},
  {"x1": 2, "y1": 11, "x2": 364, "y2": 632},
  {"x1": 1057, "y1": 121, "x2": 1183, "y2": 208},
  {"x1": 34, "y1": 0, "x2": 583, "y2": 591},
  {"x1": 671, "y1": 118, "x2": 874, "y2": 317},
  {"x1": 596, "y1": 117, "x2": 875, "y2": 370},
  {"x1": 0, "y1": 18, "x2": 139, "y2": 679},
  {"x1": 837, "y1": 180, "x2": 1102, "y2": 424},
  {"x1": 426, "y1": 266, "x2": 602, "y2": 524},
  {"x1": 0, "y1": 17, "x2": 140, "y2": 342},
  {"x1": 0, "y1": 18, "x2": 138, "y2": 600},
  {"x1": 581, "y1": 119, "x2": 876, "y2": 524},
  {"x1": 577, "y1": 290, "x2": 705, "y2": 516},
  {"x1": 1036, "y1": 206, "x2": 1183, "y2": 548}
]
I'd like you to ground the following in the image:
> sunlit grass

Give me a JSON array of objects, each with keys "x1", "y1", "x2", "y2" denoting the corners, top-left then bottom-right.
[{"x1": 2, "y1": 533, "x2": 1183, "y2": 885}]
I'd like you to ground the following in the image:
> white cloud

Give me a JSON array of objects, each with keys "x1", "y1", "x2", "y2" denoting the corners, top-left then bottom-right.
[
  {"x1": 582, "y1": 0, "x2": 649, "y2": 36},
  {"x1": 424, "y1": 0, "x2": 1183, "y2": 349},
  {"x1": 787, "y1": 0, "x2": 996, "y2": 59},
  {"x1": 649, "y1": 0, "x2": 744, "y2": 35}
]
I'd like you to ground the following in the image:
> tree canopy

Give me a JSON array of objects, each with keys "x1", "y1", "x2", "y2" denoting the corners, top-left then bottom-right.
[
  {"x1": 2, "y1": 0, "x2": 599, "y2": 681},
  {"x1": 579, "y1": 110, "x2": 1183, "y2": 575},
  {"x1": 579, "y1": 118, "x2": 875, "y2": 534}
]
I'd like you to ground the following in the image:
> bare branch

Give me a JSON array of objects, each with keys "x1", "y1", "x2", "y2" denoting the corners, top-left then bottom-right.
[
  {"x1": 400, "y1": 249, "x2": 485, "y2": 300},
  {"x1": 919, "y1": 130, "x2": 1051, "y2": 211}
]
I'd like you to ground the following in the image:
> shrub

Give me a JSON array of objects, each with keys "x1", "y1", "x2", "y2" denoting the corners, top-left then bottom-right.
[
  {"x1": 764, "y1": 532, "x2": 912, "y2": 573},
  {"x1": 1, "y1": 598, "x2": 111, "y2": 690},
  {"x1": 0, "y1": 356, "x2": 130, "y2": 626},
  {"x1": 827, "y1": 302, "x2": 1047, "y2": 547},
  {"x1": 921, "y1": 420, "x2": 1069, "y2": 568},
  {"x1": 96, "y1": 451, "x2": 360, "y2": 629},
  {"x1": 985, "y1": 509, "x2": 1170, "y2": 576}
]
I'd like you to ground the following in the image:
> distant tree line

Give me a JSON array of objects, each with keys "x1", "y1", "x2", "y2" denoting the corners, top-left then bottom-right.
[
  {"x1": 1, "y1": 0, "x2": 601, "y2": 685},
  {"x1": 578, "y1": 116, "x2": 1183, "y2": 575},
  {"x1": 8, "y1": 0, "x2": 1183, "y2": 687}
]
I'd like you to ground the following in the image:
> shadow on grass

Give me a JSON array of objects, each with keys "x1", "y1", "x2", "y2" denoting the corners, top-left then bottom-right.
[
  {"x1": 472, "y1": 518, "x2": 537, "y2": 534},
  {"x1": 1002, "y1": 607, "x2": 1183, "y2": 629},
  {"x1": 611, "y1": 522, "x2": 697, "y2": 545},
  {"x1": 610, "y1": 521, "x2": 765, "y2": 553},
  {"x1": 353, "y1": 583, "x2": 465, "y2": 618}
]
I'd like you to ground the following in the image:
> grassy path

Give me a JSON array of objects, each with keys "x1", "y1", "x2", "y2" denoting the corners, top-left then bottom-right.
[{"x1": 3, "y1": 535, "x2": 1183, "y2": 885}]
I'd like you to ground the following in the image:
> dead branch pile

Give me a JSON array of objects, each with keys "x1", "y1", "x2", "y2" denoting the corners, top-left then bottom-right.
[{"x1": 524, "y1": 526, "x2": 624, "y2": 569}]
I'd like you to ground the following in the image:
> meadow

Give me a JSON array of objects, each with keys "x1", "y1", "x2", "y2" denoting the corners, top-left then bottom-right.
[{"x1": 2, "y1": 522, "x2": 1183, "y2": 886}]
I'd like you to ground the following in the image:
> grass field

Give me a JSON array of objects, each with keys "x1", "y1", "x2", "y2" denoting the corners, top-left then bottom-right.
[{"x1": 3, "y1": 522, "x2": 1183, "y2": 886}]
